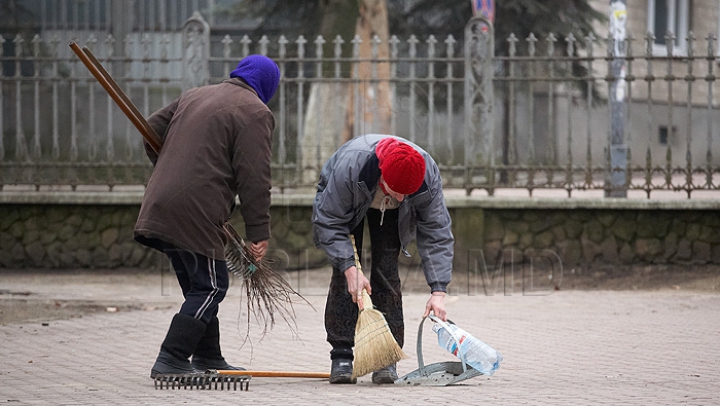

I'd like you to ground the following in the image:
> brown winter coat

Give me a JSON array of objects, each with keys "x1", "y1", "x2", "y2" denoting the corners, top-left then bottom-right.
[{"x1": 134, "y1": 78, "x2": 275, "y2": 260}]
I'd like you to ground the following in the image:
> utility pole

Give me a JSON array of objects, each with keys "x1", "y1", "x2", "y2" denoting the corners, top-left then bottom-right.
[{"x1": 607, "y1": 0, "x2": 628, "y2": 197}]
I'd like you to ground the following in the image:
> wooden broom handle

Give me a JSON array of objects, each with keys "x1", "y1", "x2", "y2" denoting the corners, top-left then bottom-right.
[
  {"x1": 70, "y1": 42, "x2": 252, "y2": 257},
  {"x1": 349, "y1": 235, "x2": 371, "y2": 311},
  {"x1": 68, "y1": 41, "x2": 163, "y2": 154},
  {"x1": 350, "y1": 235, "x2": 362, "y2": 275},
  {"x1": 212, "y1": 370, "x2": 330, "y2": 379}
]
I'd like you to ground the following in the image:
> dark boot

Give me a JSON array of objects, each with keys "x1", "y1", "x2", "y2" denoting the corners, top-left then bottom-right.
[
  {"x1": 330, "y1": 358, "x2": 356, "y2": 384},
  {"x1": 371, "y1": 363, "x2": 398, "y2": 384},
  {"x1": 191, "y1": 316, "x2": 245, "y2": 372},
  {"x1": 329, "y1": 347, "x2": 356, "y2": 384},
  {"x1": 150, "y1": 313, "x2": 207, "y2": 378}
]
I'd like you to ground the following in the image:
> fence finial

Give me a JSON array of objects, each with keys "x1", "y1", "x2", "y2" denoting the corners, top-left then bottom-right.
[{"x1": 181, "y1": 11, "x2": 210, "y2": 90}]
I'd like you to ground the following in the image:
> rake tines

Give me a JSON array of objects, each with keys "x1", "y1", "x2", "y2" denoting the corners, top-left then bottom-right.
[
  {"x1": 206, "y1": 374, "x2": 249, "y2": 391},
  {"x1": 153, "y1": 372, "x2": 250, "y2": 391}
]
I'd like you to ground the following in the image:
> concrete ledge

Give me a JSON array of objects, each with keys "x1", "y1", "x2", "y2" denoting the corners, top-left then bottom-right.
[
  {"x1": 443, "y1": 196, "x2": 720, "y2": 210},
  {"x1": 0, "y1": 191, "x2": 146, "y2": 205},
  {"x1": 1, "y1": 190, "x2": 720, "y2": 210},
  {"x1": 0, "y1": 192, "x2": 319, "y2": 206}
]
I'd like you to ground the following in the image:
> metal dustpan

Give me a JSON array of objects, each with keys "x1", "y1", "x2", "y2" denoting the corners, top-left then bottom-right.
[{"x1": 395, "y1": 315, "x2": 483, "y2": 386}]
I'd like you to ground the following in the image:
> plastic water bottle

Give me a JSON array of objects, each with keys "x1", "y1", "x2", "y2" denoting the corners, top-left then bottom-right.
[{"x1": 432, "y1": 322, "x2": 503, "y2": 375}]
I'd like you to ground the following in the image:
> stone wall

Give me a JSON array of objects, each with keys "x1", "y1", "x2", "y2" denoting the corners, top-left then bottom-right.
[
  {"x1": 477, "y1": 209, "x2": 720, "y2": 267},
  {"x1": 0, "y1": 203, "x2": 327, "y2": 270},
  {"x1": 0, "y1": 205, "x2": 159, "y2": 269},
  {"x1": 2, "y1": 196, "x2": 720, "y2": 270}
]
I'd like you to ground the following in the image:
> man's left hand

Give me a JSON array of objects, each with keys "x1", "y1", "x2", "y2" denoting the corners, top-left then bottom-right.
[{"x1": 423, "y1": 292, "x2": 447, "y2": 321}]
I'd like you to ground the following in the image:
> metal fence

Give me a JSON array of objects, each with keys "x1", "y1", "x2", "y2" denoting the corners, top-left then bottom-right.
[{"x1": 1, "y1": 13, "x2": 719, "y2": 197}]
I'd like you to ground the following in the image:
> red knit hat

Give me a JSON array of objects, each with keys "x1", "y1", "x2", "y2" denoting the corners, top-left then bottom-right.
[{"x1": 376, "y1": 138, "x2": 426, "y2": 195}]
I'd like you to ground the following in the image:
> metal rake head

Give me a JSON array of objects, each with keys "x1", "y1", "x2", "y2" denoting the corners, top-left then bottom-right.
[{"x1": 153, "y1": 372, "x2": 250, "y2": 391}]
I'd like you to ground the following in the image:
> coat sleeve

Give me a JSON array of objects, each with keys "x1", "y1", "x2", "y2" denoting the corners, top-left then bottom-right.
[
  {"x1": 414, "y1": 165, "x2": 454, "y2": 293},
  {"x1": 232, "y1": 109, "x2": 275, "y2": 244},
  {"x1": 145, "y1": 98, "x2": 179, "y2": 164},
  {"x1": 312, "y1": 160, "x2": 359, "y2": 274}
]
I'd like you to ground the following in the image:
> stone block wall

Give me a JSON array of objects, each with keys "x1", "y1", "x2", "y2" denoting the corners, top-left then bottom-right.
[
  {"x1": 477, "y1": 209, "x2": 720, "y2": 269},
  {"x1": 2, "y1": 198, "x2": 719, "y2": 270},
  {"x1": 0, "y1": 205, "x2": 159, "y2": 269},
  {"x1": 0, "y1": 203, "x2": 327, "y2": 270}
]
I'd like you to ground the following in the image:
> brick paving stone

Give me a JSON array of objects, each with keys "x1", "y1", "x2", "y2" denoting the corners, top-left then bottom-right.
[{"x1": 0, "y1": 271, "x2": 718, "y2": 405}]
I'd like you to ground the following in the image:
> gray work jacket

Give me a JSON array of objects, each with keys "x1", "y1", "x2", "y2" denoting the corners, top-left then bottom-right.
[{"x1": 311, "y1": 134, "x2": 453, "y2": 292}]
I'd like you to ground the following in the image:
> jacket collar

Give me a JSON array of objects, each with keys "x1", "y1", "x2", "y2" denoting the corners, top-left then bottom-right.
[{"x1": 224, "y1": 77, "x2": 259, "y2": 99}]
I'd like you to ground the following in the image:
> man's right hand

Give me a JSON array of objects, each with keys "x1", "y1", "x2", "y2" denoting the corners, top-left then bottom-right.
[
  {"x1": 344, "y1": 265, "x2": 371, "y2": 309},
  {"x1": 250, "y1": 240, "x2": 269, "y2": 261}
]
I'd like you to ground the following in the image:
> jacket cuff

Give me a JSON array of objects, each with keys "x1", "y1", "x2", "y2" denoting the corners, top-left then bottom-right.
[
  {"x1": 244, "y1": 223, "x2": 270, "y2": 243},
  {"x1": 429, "y1": 282, "x2": 448, "y2": 293},
  {"x1": 334, "y1": 258, "x2": 357, "y2": 274}
]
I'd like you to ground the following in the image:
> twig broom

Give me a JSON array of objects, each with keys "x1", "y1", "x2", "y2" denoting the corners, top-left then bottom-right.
[
  {"x1": 350, "y1": 236, "x2": 407, "y2": 379},
  {"x1": 69, "y1": 42, "x2": 311, "y2": 340}
]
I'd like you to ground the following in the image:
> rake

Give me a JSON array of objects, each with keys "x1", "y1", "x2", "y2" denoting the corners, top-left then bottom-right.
[
  {"x1": 69, "y1": 42, "x2": 313, "y2": 383},
  {"x1": 153, "y1": 371, "x2": 251, "y2": 391},
  {"x1": 152, "y1": 370, "x2": 331, "y2": 391}
]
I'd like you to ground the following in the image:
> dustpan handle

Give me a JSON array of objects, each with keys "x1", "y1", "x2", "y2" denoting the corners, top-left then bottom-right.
[
  {"x1": 417, "y1": 314, "x2": 469, "y2": 374},
  {"x1": 416, "y1": 316, "x2": 428, "y2": 370}
]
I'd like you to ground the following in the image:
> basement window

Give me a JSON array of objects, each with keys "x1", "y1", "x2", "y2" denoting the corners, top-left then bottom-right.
[{"x1": 659, "y1": 125, "x2": 676, "y2": 145}]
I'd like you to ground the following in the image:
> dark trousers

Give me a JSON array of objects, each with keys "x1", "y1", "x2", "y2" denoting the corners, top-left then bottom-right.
[
  {"x1": 325, "y1": 208, "x2": 404, "y2": 360},
  {"x1": 161, "y1": 242, "x2": 229, "y2": 325}
]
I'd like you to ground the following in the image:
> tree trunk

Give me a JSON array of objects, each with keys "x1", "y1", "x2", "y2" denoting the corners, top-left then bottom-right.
[
  {"x1": 299, "y1": 0, "x2": 359, "y2": 185},
  {"x1": 300, "y1": 0, "x2": 392, "y2": 185},
  {"x1": 343, "y1": 0, "x2": 393, "y2": 142}
]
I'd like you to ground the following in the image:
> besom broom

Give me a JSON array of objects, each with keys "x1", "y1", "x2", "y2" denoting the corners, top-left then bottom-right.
[
  {"x1": 350, "y1": 236, "x2": 407, "y2": 380},
  {"x1": 68, "y1": 42, "x2": 311, "y2": 341}
]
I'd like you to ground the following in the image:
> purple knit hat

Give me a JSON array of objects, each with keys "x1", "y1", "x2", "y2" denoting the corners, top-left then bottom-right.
[{"x1": 229, "y1": 55, "x2": 280, "y2": 104}]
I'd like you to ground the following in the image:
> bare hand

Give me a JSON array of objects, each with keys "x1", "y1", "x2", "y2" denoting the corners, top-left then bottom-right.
[
  {"x1": 250, "y1": 240, "x2": 269, "y2": 261},
  {"x1": 423, "y1": 292, "x2": 447, "y2": 321},
  {"x1": 344, "y1": 266, "x2": 371, "y2": 310}
]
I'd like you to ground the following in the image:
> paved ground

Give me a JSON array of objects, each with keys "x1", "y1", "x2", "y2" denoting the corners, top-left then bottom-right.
[{"x1": 1, "y1": 268, "x2": 719, "y2": 405}]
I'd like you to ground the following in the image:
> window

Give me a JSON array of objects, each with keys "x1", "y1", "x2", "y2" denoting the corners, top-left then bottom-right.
[
  {"x1": 647, "y1": 0, "x2": 690, "y2": 55},
  {"x1": 658, "y1": 125, "x2": 676, "y2": 146}
]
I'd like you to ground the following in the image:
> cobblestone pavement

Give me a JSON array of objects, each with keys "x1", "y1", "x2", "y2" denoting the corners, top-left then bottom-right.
[{"x1": 1, "y1": 270, "x2": 719, "y2": 405}]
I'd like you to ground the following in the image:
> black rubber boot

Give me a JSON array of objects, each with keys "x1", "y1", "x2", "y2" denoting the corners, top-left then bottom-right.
[
  {"x1": 329, "y1": 358, "x2": 356, "y2": 384},
  {"x1": 191, "y1": 316, "x2": 245, "y2": 372},
  {"x1": 329, "y1": 348, "x2": 356, "y2": 384},
  {"x1": 372, "y1": 363, "x2": 398, "y2": 384},
  {"x1": 150, "y1": 313, "x2": 207, "y2": 378}
]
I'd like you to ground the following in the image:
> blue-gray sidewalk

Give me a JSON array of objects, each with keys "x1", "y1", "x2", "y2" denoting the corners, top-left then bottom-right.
[{"x1": 1, "y1": 270, "x2": 719, "y2": 405}]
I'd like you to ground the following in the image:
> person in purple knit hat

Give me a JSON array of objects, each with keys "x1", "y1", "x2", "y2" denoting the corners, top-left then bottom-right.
[{"x1": 134, "y1": 55, "x2": 280, "y2": 378}]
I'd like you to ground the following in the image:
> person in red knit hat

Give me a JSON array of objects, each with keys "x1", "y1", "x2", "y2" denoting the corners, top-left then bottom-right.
[{"x1": 312, "y1": 134, "x2": 455, "y2": 384}]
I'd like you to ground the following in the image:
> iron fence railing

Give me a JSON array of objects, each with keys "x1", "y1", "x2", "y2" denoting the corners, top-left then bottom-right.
[{"x1": 1, "y1": 12, "x2": 719, "y2": 197}]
